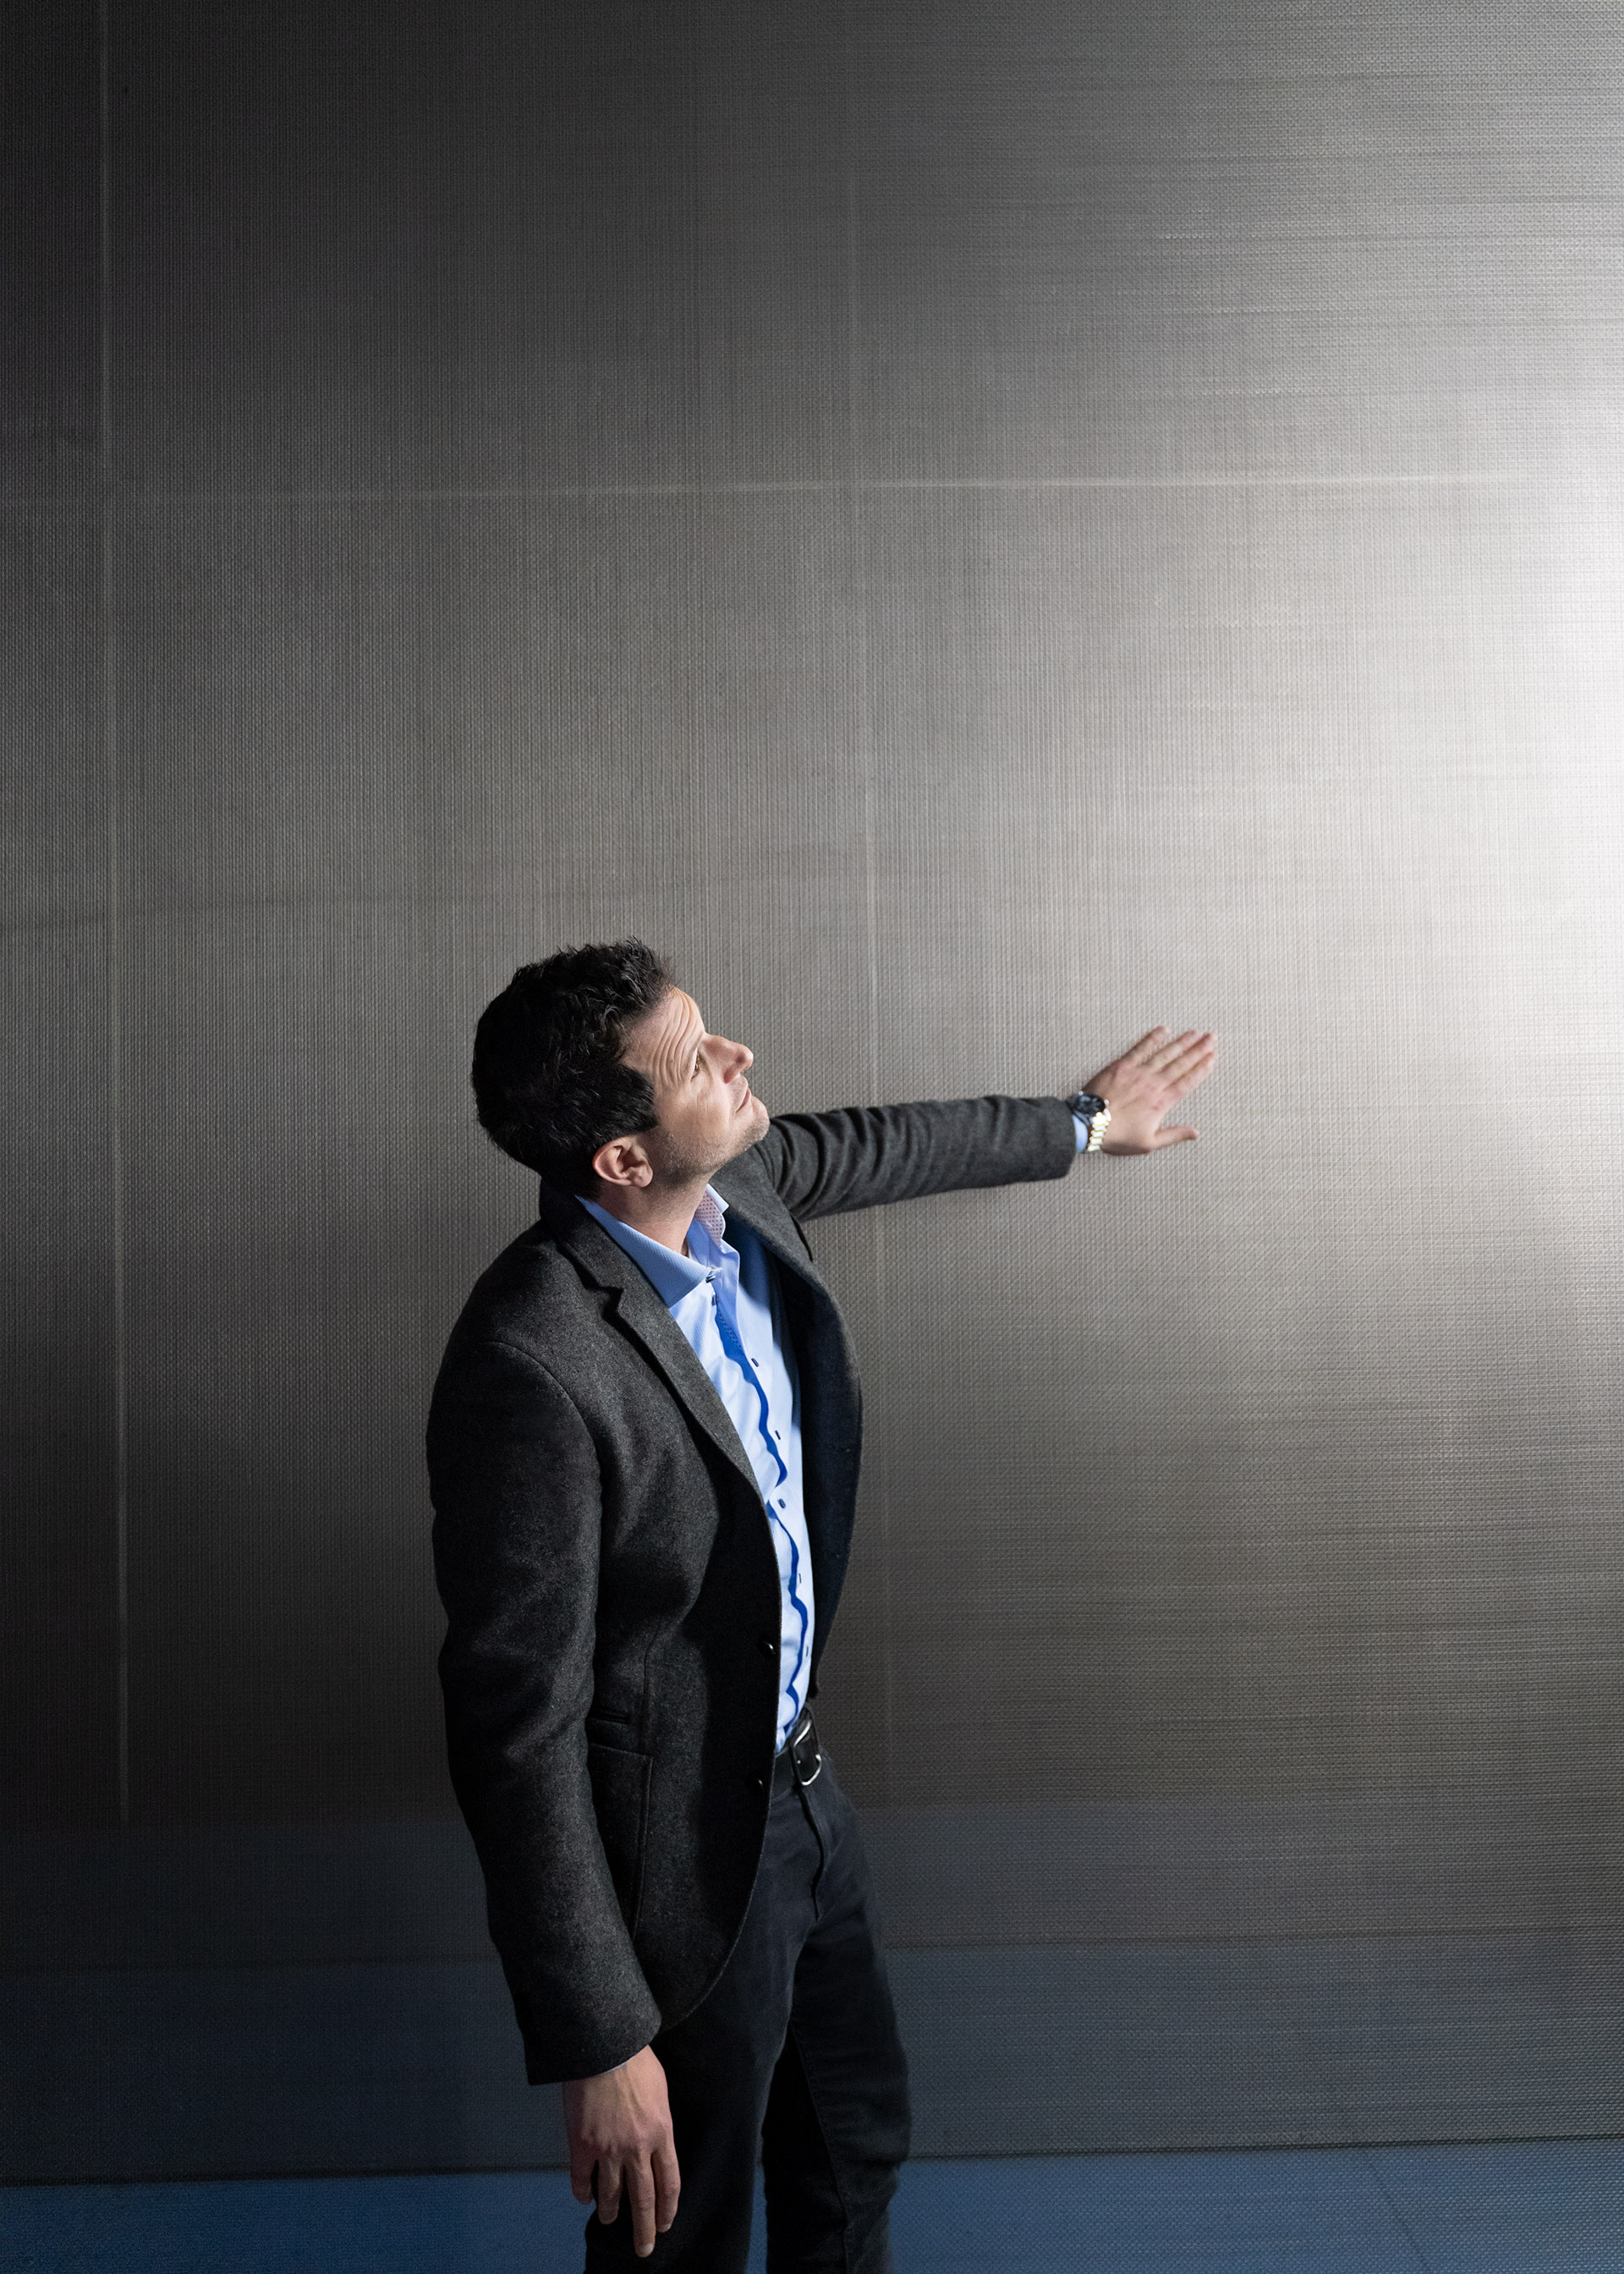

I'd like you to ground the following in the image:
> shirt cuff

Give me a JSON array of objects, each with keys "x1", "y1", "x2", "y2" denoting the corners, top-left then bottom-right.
[{"x1": 1071, "y1": 1112, "x2": 1092, "y2": 1153}]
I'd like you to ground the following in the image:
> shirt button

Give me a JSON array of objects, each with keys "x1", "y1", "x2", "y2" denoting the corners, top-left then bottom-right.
[{"x1": 758, "y1": 1636, "x2": 778, "y2": 1659}]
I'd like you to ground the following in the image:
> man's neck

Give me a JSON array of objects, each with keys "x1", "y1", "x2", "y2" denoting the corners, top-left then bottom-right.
[{"x1": 587, "y1": 1178, "x2": 708, "y2": 1256}]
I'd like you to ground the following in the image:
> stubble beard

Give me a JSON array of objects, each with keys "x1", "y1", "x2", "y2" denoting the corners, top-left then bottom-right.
[{"x1": 645, "y1": 1101, "x2": 763, "y2": 1193}]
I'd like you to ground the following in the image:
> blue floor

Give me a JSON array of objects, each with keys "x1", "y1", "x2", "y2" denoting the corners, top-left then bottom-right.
[{"x1": 5, "y1": 2144, "x2": 1624, "y2": 2273}]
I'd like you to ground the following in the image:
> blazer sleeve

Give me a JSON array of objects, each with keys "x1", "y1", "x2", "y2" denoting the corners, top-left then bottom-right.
[
  {"x1": 427, "y1": 1336, "x2": 662, "y2": 2084},
  {"x1": 754, "y1": 1092, "x2": 1079, "y2": 1222}
]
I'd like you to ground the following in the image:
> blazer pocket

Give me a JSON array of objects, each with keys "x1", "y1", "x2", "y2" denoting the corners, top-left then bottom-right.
[{"x1": 585, "y1": 1741, "x2": 653, "y2": 1939}]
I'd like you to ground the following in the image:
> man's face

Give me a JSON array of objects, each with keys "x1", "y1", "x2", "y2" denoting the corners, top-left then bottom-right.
[{"x1": 617, "y1": 986, "x2": 770, "y2": 1184}]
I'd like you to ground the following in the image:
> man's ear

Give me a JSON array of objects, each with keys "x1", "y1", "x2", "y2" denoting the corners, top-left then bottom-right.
[{"x1": 590, "y1": 1133, "x2": 653, "y2": 1190}]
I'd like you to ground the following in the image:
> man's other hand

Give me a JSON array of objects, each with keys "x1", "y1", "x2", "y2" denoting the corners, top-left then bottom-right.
[
  {"x1": 1084, "y1": 1026, "x2": 1216, "y2": 1154},
  {"x1": 562, "y1": 2045, "x2": 680, "y2": 2257}
]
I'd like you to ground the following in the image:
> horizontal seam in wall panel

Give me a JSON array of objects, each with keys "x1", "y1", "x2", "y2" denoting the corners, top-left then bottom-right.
[
  {"x1": 891, "y1": 2127, "x2": 1624, "y2": 2156},
  {"x1": 11, "y1": 1920, "x2": 1624, "y2": 1977},
  {"x1": 884, "y1": 1924, "x2": 1624, "y2": 1954},
  {"x1": 0, "y1": 1955, "x2": 506, "y2": 1980},
  {"x1": 7, "y1": 2133, "x2": 1622, "y2": 2185},
  {"x1": 99, "y1": 471, "x2": 1533, "y2": 508},
  {"x1": 849, "y1": 71, "x2": 1624, "y2": 99},
  {"x1": 0, "y1": 497, "x2": 109, "y2": 516}
]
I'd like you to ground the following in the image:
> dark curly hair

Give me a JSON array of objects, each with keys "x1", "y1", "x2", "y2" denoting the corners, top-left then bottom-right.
[{"x1": 471, "y1": 940, "x2": 675, "y2": 1195}]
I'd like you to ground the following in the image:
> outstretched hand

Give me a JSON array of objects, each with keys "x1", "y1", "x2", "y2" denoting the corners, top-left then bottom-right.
[{"x1": 1084, "y1": 1025, "x2": 1216, "y2": 1154}]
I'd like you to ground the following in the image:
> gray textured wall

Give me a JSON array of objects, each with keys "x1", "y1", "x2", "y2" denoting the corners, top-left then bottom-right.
[{"x1": 7, "y1": 0, "x2": 1624, "y2": 2177}]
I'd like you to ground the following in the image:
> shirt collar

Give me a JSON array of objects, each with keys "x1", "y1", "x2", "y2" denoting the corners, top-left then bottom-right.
[{"x1": 578, "y1": 1185, "x2": 731, "y2": 1311}]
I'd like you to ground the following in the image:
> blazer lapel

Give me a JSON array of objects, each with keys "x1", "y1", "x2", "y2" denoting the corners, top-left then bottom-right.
[
  {"x1": 539, "y1": 1186, "x2": 763, "y2": 1501},
  {"x1": 709, "y1": 1167, "x2": 831, "y2": 1299}
]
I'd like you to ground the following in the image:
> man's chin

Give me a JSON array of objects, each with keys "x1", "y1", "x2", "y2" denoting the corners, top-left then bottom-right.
[{"x1": 726, "y1": 1096, "x2": 770, "y2": 1156}]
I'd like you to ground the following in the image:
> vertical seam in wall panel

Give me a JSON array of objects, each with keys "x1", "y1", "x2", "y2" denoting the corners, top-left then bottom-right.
[
  {"x1": 98, "y1": 0, "x2": 129, "y2": 1826},
  {"x1": 842, "y1": 0, "x2": 895, "y2": 1805}
]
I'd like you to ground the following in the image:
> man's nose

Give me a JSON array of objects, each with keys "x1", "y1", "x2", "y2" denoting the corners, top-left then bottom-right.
[{"x1": 724, "y1": 1037, "x2": 753, "y2": 1074}]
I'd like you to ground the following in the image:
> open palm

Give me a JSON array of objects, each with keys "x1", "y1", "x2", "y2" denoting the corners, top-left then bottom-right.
[{"x1": 1082, "y1": 1025, "x2": 1216, "y2": 1154}]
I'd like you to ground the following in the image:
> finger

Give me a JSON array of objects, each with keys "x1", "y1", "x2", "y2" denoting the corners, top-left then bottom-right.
[
  {"x1": 1149, "y1": 1124, "x2": 1199, "y2": 1148},
  {"x1": 1163, "y1": 1043, "x2": 1217, "y2": 1094},
  {"x1": 1142, "y1": 1043, "x2": 1215, "y2": 1100},
  {"x1": 653, "y1": 2140, "x2": 682, "y2": 2234},
  {"x1": 1120, "y1": 1025, "x2": 1170, "y2": 1066},
  {"x1": 569, "y1": 2139, "x2": 597, "y2": 2206},
  {"x1": 1145, "y1": 1027, "x2": 1207, "y2": 1072},
  {"x1": 626, "y1": 2156, "x2": 658, "y2": 2258},
  {"x1": 595, "y1": 2156, "x2": 623, "y2": 2229}
]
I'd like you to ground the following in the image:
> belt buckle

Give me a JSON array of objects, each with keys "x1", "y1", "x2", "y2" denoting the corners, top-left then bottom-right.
[{"x1": 791, "y1": 1711, "x2": 822, "y2": 1787}]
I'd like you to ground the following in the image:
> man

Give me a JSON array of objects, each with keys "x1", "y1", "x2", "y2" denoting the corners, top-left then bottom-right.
[{"x1": 427, "y1": 941, "x2": 1215, "y2": 2269}]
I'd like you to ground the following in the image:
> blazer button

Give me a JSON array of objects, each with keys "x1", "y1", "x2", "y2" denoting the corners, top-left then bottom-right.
[{"x1": 758, "y1": 1636, "x2": 778, "y2": 1659}]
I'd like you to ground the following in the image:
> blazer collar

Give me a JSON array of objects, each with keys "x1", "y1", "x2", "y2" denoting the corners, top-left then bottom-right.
[
  {"x1": 710, "y1": 1163, "x2": 830, "y2": 1299},
  {"x1": 535, "y1": 1183, "x2": 765, "y2": 1497},
  {"x1": 539, "y1": 1170, "x2": 826, "y2": 1302}
]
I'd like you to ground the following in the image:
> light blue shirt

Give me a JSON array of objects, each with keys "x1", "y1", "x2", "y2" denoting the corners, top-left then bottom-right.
[
  {"x1": 580, "y1": 1112, "x2": 1095, "y2": 1751},
  {"x1": 579, "y1": 1186, "x2": 813, "y2": 1752}
]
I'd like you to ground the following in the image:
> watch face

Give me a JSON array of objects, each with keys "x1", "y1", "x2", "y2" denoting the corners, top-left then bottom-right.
[{"x1": 1073, "y1": 1092, "x2": 1106, "y2": 1118}]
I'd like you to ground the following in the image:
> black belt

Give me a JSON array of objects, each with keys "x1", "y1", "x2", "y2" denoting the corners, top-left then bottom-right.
[{"x1": 771, "y1": 1705, "x2": 822, "y2": 1793}]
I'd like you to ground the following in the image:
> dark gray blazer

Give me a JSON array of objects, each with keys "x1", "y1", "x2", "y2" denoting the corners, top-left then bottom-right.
[{"x1": 426, "y1": 1092, "x2": 1078, "y2": 2083}]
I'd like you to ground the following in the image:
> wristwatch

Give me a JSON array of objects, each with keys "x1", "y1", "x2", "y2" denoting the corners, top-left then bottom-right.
[{"x1": 1066, "y1": 1090, "x2": 1111, "y2": 1153}]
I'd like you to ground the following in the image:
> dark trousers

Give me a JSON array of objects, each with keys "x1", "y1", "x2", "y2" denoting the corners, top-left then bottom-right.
[{"x1": 584, "y1": 1751, "x2": 911, "y2": 2272}]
